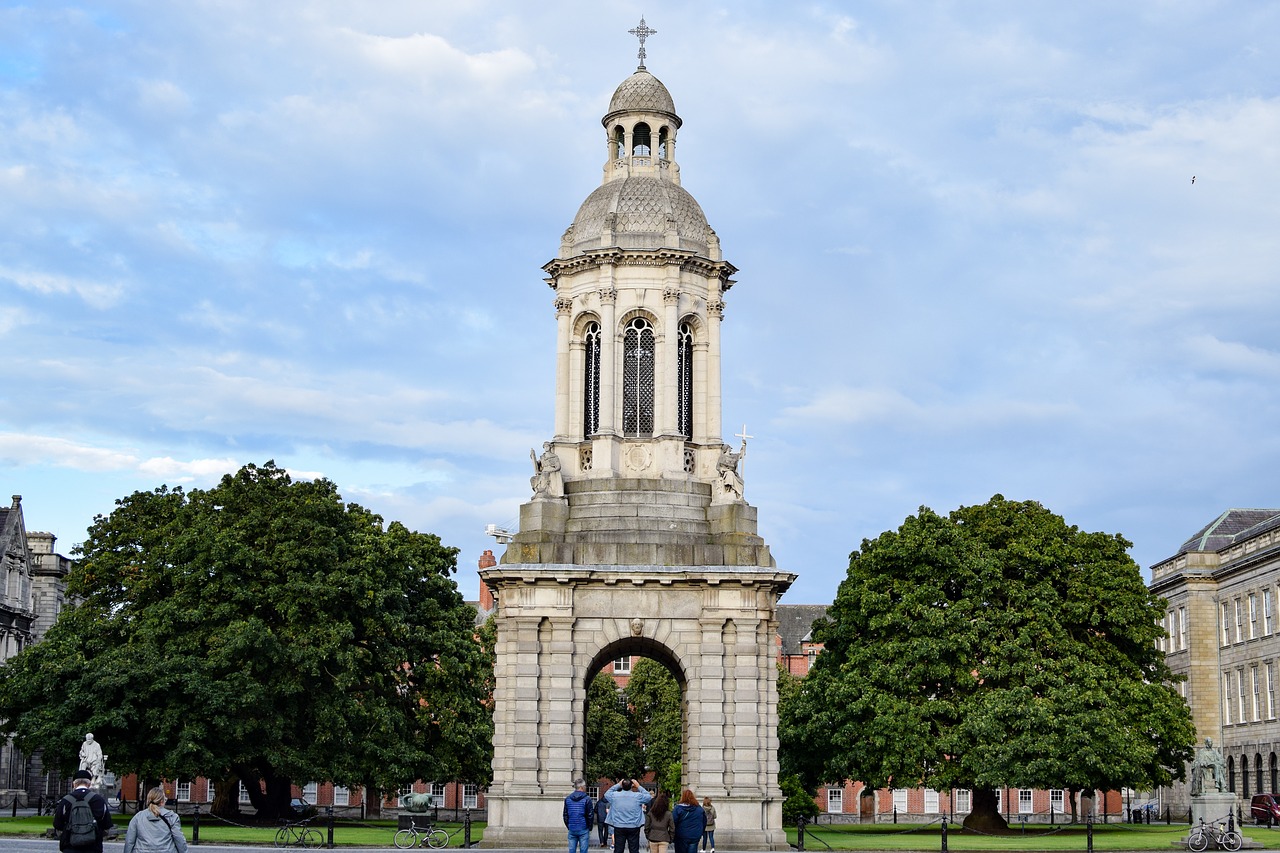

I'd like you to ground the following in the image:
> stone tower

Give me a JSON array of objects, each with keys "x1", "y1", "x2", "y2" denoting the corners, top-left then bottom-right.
[{"x1": 481, "y1": 25, "x2": 795, "y2": 849}]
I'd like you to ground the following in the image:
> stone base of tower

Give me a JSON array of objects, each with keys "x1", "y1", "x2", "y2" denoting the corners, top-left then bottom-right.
[{"x1": 481, "y1": 792, "x2": 788, "y2": 850}]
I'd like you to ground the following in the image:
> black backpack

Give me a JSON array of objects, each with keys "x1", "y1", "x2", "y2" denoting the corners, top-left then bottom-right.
[{"x1": 62, "y1": 793, "x2": 98, "y2": 847}]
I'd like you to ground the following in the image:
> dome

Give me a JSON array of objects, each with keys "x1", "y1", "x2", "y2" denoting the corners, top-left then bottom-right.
[
  {"x1": 567, "y1": 175, "x2": 709, "y2": 254},
  {"x1": 605, "y1": 70, "x2": 680, "y2": 123}
]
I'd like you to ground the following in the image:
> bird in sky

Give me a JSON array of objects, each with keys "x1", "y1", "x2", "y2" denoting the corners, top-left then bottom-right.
[{"x1": 1191, "y1": 176, "x2": 1196, "y2": 184}]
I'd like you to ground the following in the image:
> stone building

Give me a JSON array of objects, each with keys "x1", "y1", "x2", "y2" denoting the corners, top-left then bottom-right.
[
  {"x1": 1150, "y1": 508, "x2": 1280, "y2": 817},
  {"x1": 0, "y1": 495, "x2": 74, "y2": 803}
]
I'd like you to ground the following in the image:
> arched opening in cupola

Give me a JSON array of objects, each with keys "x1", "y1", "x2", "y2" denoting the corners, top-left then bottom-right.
[
  {"x1": 632, "y1": 122, "x2": 651, "y2": 156},
  {"x1": 658, "y1": 127, "x2": 669, "y2": 160}
]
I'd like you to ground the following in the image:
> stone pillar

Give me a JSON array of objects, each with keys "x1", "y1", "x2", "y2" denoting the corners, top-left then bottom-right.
[
  {"x1": 706, "y1": 298, "x2": 724, "y2": 444},
  {"x1": 598, "y1": 283, "x2": 618, "y2": 435},
  {"x1": 658, "y1": 284, "x2": 680, "y2": 436},
  {"x1": 553, "y1": 296, "x2": 573, "y2": 440}
]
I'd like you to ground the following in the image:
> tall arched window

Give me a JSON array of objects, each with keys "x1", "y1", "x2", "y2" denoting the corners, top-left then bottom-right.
[
  {"x1": 1229, "y1": 756, "x2": 1237, "y2": 793},
  {"x1": 583, "y1": 322, "x2": 600, "y2": 436},
  {"x1": 677, "y1": 322, "x2": 693, "y2": 439},
  {"x1": 1258, "y1": 753, "x2": 1264, "y2": 794},
  {"x1": 632, "y1": 122, "x2": 651, "y2": 156},
  {"x1": 658, "y1": 127, "x2": 669, "y2": 160},
  {"x1": 1270, "y1": 753, "x2": 1277, "y2": 792},
  {"x1": 622, "y1": 317, "x2": 654, "y2": 437},
  {"x1": 1243, "y1": 755, "x2": 1251, "y2": 797},
  {"x1": 613, "y1": 126, "x2": 625, "y2": 160}
]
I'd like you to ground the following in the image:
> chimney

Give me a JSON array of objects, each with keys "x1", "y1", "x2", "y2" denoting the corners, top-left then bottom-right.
[{"x1": 478, "y1": 550, "x2": 497, "y2": 611}]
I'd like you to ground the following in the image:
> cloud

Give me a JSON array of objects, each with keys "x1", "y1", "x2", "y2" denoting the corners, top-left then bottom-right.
[{"x1": 0, "y1": 266, "x2": 124, "y2": 309}]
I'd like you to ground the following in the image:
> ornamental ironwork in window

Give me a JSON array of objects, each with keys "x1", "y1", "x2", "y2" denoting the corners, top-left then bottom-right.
[
  {"x1": 622, "y1": 317, "x2": 654, "y2": 437},
  {"x1": 583, "y1": 322, "x2": 600, "y2": 436},
  {"x1": 677, "y1": 322, "x2": 693, "y2": 439}
]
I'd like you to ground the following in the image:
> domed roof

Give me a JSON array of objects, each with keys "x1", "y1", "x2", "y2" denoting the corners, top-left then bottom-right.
[
  {"x1": 605, "y1": 69, "x2": 679, "y2": 122},
  {"x1": 567, "y1": 175, "x2": 709, "y2": 254}
]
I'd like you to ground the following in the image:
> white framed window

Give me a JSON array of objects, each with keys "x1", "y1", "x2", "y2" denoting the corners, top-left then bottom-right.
[
  {"x1": 1018, "y1": 789, "x2": 1033, "y2": 814},
  {"x1": 1225, "y1": 671, "x2": 1234, "y2": 724},
  {"x1": 613, "y1": 656, "x2": 631, "y2": 674},
  {"x1": 1251, "y1": 594, "x2": 1259, "y2": 639},
  {"x1": 303, "y1": 782, "x2": 318, "y2": 801},
  {"x1": 892, "y1": 788, "x2": 908, "y2": 812},
  {"x1": 463, "y1": 784, "x2": 478, "y2": 809},
  {"x1": 1239, "y1": 668, "x2": 1248, "y2": 724},
  {"x1": 1223, "y1": 603, "x2": 1233, "y2": 646},
  {"x1": 333, "y1": 787, "x2": 350, "y2": 807},
  {"x1": 1268, "y1": 663, "x2": 1277, "y2": 720},
  {"x1": 239, "y1": 782, "x2": 252, "y2": 804},
  {"x1": 587, "y1": 786, "x2": 599, "y2": 800},
  {"x1": 924, "y1": 789, "x2": 939, "y2": 813},
  {"x1": 207, "y1": 781, "x2": 215, "y2": 804},
  {"x1": 955, "y1": 789, "x2": 971, "y2": 813},
  {"x1": 1179, "y1": 606, "x2": 1188, "y2": 650},
  {"x1": 995, "y1": 789, "x2": 1003, "y2": 811},
  {"x1": 1236, "y1": 599, "x2": 1244, "y2": 643},
  {"x1": 827, "y1": 788, "x2": 843, "y2": 812},
  {"x1": 1253, "y1": 666, "x2": 1262, "y2": 721},
  {"x1": 1050, "y1": 790, "x2": 1064, "y2": 813},
  {"x1": 176, "y1": 781, "x2": 191, "y2": 802},
  {"x1": 1266, "y1": 593, "x2": 1274, "y2": 636},
  {"x1": 398, "y1": 785, "x2": 414, "y2": 804},
  {"x1": 430, "y1": 782, "x2": 445, "y2": 800}
]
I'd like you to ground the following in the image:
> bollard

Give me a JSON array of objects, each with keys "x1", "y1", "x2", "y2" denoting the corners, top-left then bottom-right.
[
  {"x1": 940, "y1": 815, "x2": 947, "y2": 853},
  {"x1": 1166, "y1": 806, "x2": 1171, "y2": 825},
  {"x1": 797, "y1": 814, "x2": 806, "y2": 852},
  {"x1": 1086, "y1": 817, "x2": 1094, "y2": 853},
  {"x1": 464, "y1": 807, "x2": 473, "y2": 848},
  {"x1": 893, "y1": 807, "x2": 898, "y2": 824},
  {"x1": 1228, "y1": 810, "x2": 1235, "y2": 833},
  {"x1": 192, "y1": 806, "x2": 200, "y2": 845},
  {"x1": 12, "y1": 796, "x2": 17, "y2": 818},
  {"x1": 327, "y1": 806, "x2": 335, "y2": 848}
]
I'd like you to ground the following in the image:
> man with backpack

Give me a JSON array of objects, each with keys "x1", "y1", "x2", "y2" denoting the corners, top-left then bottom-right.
[{"x1": 54, "y1": 769, "x2": 114, "y2": 853}]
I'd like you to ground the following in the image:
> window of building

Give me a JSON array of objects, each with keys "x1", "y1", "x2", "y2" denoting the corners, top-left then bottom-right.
[
  {"x1": 955, "y1": 790, "x2": 971, "y2": 814},
  {"x1": 677, "y1": 322, "x2": 694, "y2": 440},
  {"x1": 892, "y1": 789, "x2": 908, "y2": 812},
  {"x1": 1272, "y1": 753, "x2": 1278, "y2": 793},
  {"x1": 1225, "y1": 671, "x2": 1234, "y2": 724},
  {"x1": 431, "y1": 783, "x2": 446, "y2": 800},
  {"x1": 1236, "y1": 599, "x2": 1244, "y2": 643},
  {"x1": 1239, "y1": 668, "x2": 1248, "y2": 724},
  {"x1": 587, "y1": 786, "x2": 599, "y2": 800},
  {"x1": 177, "y1": 781, "x2": 191, "y2": 803},
  {"x1": 1244, "y1": 755, "x2": 1251, "y2": 797},
  {"x1": 1253, "y1": 666, "x2": 1262, "y2": 721},
  {"x1": 1050, "y1": 790, "x2": 1064, "y2": 814},
  {"x1": 1266, "y1": 592, "x2": 1274, "y2": 636},
  {"x1": 1018, "y1": 789, "x2": 1033, "y2": 814},
  {"x1": 1223, "y1": 603, "x2": 1233, "y2": 646},
  {"x1": 827, "y1": 788, "x2": 843, "y2": 813},
  {"x1": 622, "y1": 317, "x2": 655, "y2": 437},
  {"x1": 1179, "y1": 606, "x2": 1188, "y2": 650},
  {"x1": 239, "y1": 783, "x2": 252, "y2": 804},
  {"x1": 333, "y1": 787, "x2": 350, "y2": 807},
  {"x1": 303, "y1": 782, "x2": 318, "y2": 802},
  {"x1": 995, "y1": 789, "x2": 1003, "y2": 812},
  {"x1": 207, "y1": 782, "x2": 215, "y2": 804},
  {"x1": 1269, "y1": 663, "x2": 1276, "y2": 720},
  {"x1": 1258, "y1": 753, "x2": 1265, "y2": 794},
  {"x1": 632, "y1": 122, "x2": 652, "y2": 157},
  {"x1": 583, "y1": 322, "x2": 600, "y2": 436},
  {"x1": 924, "y1": 790, "x2": 939, "y2": 813},
  {"x1": 1251, "y1": 594, "x2": 1259, "y2": 639},
  {"x1": 398, "y1": 785, "x2": 414, "y2": 804},
  {"x1": 463, "y1": 784, "x2": 478, "y2": 809},
  {"x1": 1229, "y1": 756, "x2": 1236, "y2": 793},
  {"x1": 613, "y1": 656, "x2": 631, "y2": 674}
]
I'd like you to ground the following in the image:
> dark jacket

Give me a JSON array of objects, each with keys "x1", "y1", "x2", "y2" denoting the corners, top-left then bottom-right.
[
  {"x1": 564, "y1": 790, "x2": 594, "y2": 832},
  {"x1": 672, "y1": 803, "x2": 706, "y2": 843},
  {"x1": 644, "y1": 809, "x2": 674, "y2": 842},
  {"x1": 54, "y1": 787, "x2": 114, "y2": 853},
  {"x1": 595, "y1": 797, "x2": 610, "y2": 825}
]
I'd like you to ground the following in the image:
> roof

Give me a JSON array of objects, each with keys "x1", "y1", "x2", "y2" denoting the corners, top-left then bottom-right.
[
  {"x1": 776, "y1": 604, "x2": 829, "y2": 655},
  {"x1": 568, "y1": 175, "x2": 710, "y2": 254},
  {"x1": 1176, "y1": 508, "x2": 1280, "y2": 556},
  {"x1": 605, "y1": 69, "x2": 678, "y2": 122}
]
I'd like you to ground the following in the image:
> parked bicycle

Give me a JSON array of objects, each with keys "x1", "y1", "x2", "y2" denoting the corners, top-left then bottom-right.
[
  {"x1": 275, "y1": 820, "x2": 323, "y2": 848},
  {"x1": 1187, "y1": 819, "x2": 1243, "y2": 852},
  {"x1": 394, "y1": 822, "x2": 449, "y2": 849}
]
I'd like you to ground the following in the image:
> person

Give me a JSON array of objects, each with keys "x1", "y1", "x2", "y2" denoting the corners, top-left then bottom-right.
[
  {"x1": 563, "y1": 778, "x2": 594, "y2": 853},
  {"x1": 122, "y1": 787, "x2": 187, "y2": 853},
  {"x1": 716, "y1": 442, "x2": 745, "y2": 501},
  {"x1": 54, "y1": 769, "x2": 115, "y2": 853},
  {"x1": 79, "y1": 734, "x2": 105, "y2": 790},
  {"x1": 700, "y1": 796, "x2": 716, "y2": 853},
  {"x1": 531, "y1": 443, "x2": 565, "y2": 498},
  {"x1": 604, "y1": 778, "x2": 652, "y2": 853},
  {"x1": 644, "y1": 792, "x2": 674, "y2": 853},
  {"x1": 595, "y1": 795, "x2": 611, "y2": 848},
  {"x1": 672, "y1": 790, "x2": 706, "y2": 853}
]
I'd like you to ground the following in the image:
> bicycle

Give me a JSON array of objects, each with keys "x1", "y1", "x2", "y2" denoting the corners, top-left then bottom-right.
[
  {"x1": 275, "y1": 820, "x2": 323, "y2": 848},
  {"x1": 1187, "y1": 819, "x2": 1243, "y2": 852},
  {"x1": 394, "y1": 823, "x2": 449, "y2": 849}
]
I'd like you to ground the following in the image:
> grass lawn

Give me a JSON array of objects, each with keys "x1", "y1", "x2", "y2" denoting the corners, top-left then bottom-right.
[
  {"x1": 787, "y1": 821, "x2": 1280, "y2": 850},
  {"x1": 0, "y1": 815, "x2": 487, "y2": 847}
]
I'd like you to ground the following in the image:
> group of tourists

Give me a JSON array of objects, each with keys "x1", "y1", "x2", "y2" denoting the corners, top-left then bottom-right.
[
  {"x1": 564, "y1": 778, "x2": 716, "y2": 853},
  {"x1": 53, "y1": 767, "x2": 187, "y2": 853}
]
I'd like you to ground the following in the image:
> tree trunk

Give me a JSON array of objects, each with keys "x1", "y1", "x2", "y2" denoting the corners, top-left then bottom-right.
[
  {"x1": 211, "y1": 772, "x2": 241, "y2": 819},
  {"x1": 236, "y1": 765, "x2": 293, "y2": 821},
  {"x1": 364, "y1": 785, "x2": 382, "y2": 818},
  {"x1": 1068, "y1": 788, "x2": 1079, "y2": 825},
  {"x1": 962, "y1": 787, "x2": 1010, "y2": 834}
]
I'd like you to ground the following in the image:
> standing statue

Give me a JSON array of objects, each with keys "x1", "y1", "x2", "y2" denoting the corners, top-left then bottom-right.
[
  {"x1": 716, "y1": 440, "x2": 747, "y2": 501},
  {"x1": 1190, "y1": 736, "x2": 1227, "y2": 795},
  {"x1": 530, "y1": 442, "x2": 564, "y2": 499},
  {"x1": 79, "y1": 732, "x2": 106, "y2": 790}
]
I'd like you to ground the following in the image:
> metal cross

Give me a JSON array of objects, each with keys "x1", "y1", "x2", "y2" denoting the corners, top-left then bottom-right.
[
  {"x1": 629, "y1": 17, "x2": 657, "y2": 69},
  {"x1": 735, "y1": 424, "x2": 753, "y2": 478},
  {"x1": 735, "y1": 424, "x2": 754, "y2": 444}
]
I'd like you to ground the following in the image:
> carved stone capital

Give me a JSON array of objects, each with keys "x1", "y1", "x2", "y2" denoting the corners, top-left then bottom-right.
[
  {"x1": 554, "y1": 296, "x2": 573, "y2": 315},
  {"x1": 598, "y1": 287, "x2": 618, "y2": 305},
  {"x1": 663, "y1": 285, "x2": 680, "y2": 304},
  {"x1": 707, "y1": 299, "x2": 725, "y2": 319}
]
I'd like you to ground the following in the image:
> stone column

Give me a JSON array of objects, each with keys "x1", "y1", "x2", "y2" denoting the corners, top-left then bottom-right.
[
  {"x1": 658, "y1": 284, "x2": 680, "y2": 436},
  {"x1": 706, "y1": 298, "x2": 724, "y2": 444},
  {"x1": 553, "y1": 296, "x2": 573, "y2": 440},
  {"x1": 598, "y1": 282, "x2": 618, "y2": 435}
]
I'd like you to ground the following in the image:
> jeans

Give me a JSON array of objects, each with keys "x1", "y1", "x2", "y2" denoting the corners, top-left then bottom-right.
[
  {"x1": 701, "y1": 830, "x2": 715, "y2": 851},
  {"x1": 676, "y1": 839, "x2": 699, "y2": 853},
  {"x1": 598, "y1": 822, "x2": 609, "y2": 847},
  {"x1": 613, "y1": 825, "x2": 641, "y2": 853},
  {"x1": 569, "y1": 829, "x2": 591, "y2": 853}
]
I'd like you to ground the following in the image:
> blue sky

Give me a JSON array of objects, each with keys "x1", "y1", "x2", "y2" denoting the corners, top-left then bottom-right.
[{"x1": 3, "y1": 2, "x2": 1278, "y2": 604}]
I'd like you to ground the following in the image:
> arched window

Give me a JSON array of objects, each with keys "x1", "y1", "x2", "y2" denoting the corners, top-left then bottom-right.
[
  {"x1": 632, "y1": 122, "x2": 651, "y2": 156},
  {"x1": 1258, "y1": 753, "x2": 1264, "y2": 794},
  {"x1": 1243, "y1": 754, "x2": 1251, "y2": 797},
  {"x1": 658, "y1": 127, "x2": 669, "y2": 160},
  {"x1": 1229, "y1": 756, "x2": 1236, "y2": 793},
  {"x1": 677, "y1": 322, "x2": 693, "y2": 439},
  {"x1": 613, "y1": 126, "x2": 625, "y2": 160},
  {"x1": 622, "y1": 317, "x2": 654, "y2": 437},
  {"x1": 583, "y1": 322, "x2": 600, "y2": 436},
  {"x1": 1270, "y1": 753, "x2": 1277, "y2": 792}
]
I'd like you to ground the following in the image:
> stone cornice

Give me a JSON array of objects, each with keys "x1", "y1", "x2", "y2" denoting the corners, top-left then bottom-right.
[
  {"x1": 481, "y1": 562, "x2": 796, "y2": 591},
  {"x1": 543, "y1": 248, "x2": 737, "y2": 288}
]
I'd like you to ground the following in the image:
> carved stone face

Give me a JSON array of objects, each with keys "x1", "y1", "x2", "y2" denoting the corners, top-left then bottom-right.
[{"x1": 630, "y1": 618, "x2": 644, "y2": 636}]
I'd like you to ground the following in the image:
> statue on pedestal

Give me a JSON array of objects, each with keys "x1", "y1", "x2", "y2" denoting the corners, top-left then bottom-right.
[
  {"x1": 716, "y1": 441, "x2": 746, "y2": 502},
  {"x1": 530, "y1": 443, "x2": 564, "y2": 499},
  {"x1": 79, "y1": 732, "x2": 106, "y2": 790},
  {"x1": 1191, "y1": 737, "x2": 1227, "y2": 795}
]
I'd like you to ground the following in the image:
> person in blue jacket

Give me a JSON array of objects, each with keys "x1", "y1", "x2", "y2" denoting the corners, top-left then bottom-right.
[
  {"x1": 672, "y1": 789, "x2": 707, "y2": 853},
  {"x1": 604, "y1": 778, "x2": 652, "y2": 853},
  {"x1": 564, "y1": 779, "x2": 595, "y2": 853},
  {"x1": 595, "y1": 794, "x2": 610, "y2": 848}
]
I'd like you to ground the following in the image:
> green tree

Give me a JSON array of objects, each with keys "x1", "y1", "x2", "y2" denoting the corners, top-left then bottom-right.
[
  {"x1": 780, "y1": 774, "x2": 820, "y2": 826},
  {"x1": 585, "y1": 672, "x2": 642, "y2": 782},
  {"x1": 0, "y1": 462, "x2": 494, "y2": 819},
  {"x1": 780, "y1": 495, "x2": 1195, "y2": 832},
  {"x1": 626, "y1": 658, "x2": 682, "y2": 792}
]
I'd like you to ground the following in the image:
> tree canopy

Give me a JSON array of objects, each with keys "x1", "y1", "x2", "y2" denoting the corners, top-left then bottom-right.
[
  {"x1": 779, "y1": 495, "x2": 1195, "y2": 831},
  {"x1": 626, "y1": 658, "x2": 682, "y2": 793},
  {"x1": 0, "y1": 462, "x2": 494, "y2": 818}
]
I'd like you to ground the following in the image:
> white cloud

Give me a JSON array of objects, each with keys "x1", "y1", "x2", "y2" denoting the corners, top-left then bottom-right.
[{"x1": 0, "y1": 267, "x2": 124, "y2": 309}]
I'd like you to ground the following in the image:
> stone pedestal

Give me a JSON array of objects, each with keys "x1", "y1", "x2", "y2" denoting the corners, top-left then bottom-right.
[{"x1": 1190, "y1": 792, "x2": 1238, "y2": 827}]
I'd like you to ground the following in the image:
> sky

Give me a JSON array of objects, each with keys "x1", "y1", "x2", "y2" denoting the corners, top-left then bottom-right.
[{"x1": 2, "y1": 1, "x2": 1279, "y2": 605}]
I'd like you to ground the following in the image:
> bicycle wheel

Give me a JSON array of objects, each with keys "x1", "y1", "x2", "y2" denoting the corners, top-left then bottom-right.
[
  {"x1": 425, "y1": 828, "x2": 449, "y2": 849},
  {"x1": 1223, "y1": 831, "x2": 1243, "y2": 852},
  {"x1": 275, "y1": 827, "x2": 292, "y2": 848},
  {"x1": 395, "y1": 829, "x2": 419, "y2": 849},
  {"x1": 1187, "y1": 829, "x2": 1210, "y2": 853},
  {"x1": 302, "y1": 829, "x2": 323, "y2": 848}
]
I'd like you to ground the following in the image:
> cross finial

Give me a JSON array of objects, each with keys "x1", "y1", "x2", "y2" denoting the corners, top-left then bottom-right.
[
  {"x1": 735, "y1": 424, "x2": 753, "y2": 444},
  {"x1": 628, "y1": 17, "x2": 656, "y2": 70}
]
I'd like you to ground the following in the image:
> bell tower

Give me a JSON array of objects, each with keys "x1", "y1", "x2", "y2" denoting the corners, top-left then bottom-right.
[{"x1": 481, "y1": 21, "x2": 793, "y2": 849}]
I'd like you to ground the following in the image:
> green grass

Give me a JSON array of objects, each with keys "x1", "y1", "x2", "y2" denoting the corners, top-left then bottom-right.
[
  {"x1": 0, "y1": 815, "x2": 487, "y2": 847},
  {"x1": 787, "y1": 821, "x2": 1279, "y2": 850}
]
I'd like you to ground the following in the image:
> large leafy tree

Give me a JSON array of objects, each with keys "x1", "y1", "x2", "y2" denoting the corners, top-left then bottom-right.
[
  {"x1": 780, "y1": 495, "x2": 1195, "y2": 832},
  {"x1": 585, "y1": 672, "x2": 643, "y2": 782},
  {"x1": 626, "y1": 658, "x2": 682, "y2": 792},
  {"x1": 0, "y1": 462, "x2": 494, "y2": 819}
]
